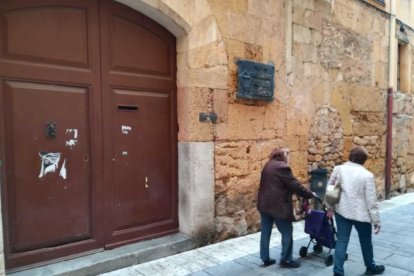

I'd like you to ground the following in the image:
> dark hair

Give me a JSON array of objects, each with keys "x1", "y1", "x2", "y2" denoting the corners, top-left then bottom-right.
[
  {"x1": 349, "y1": 147, "x2": 368, "y2": 165},
  {"x1": 269, "y1": 148, "x2": 288, "y2": 161}
]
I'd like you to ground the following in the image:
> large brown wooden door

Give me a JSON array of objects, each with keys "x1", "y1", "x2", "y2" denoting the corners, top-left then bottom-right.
[
  {"x1": 0, "y1": 0, "x2": 177, "y2": 269},
  {"x1": 100, "y1": 0, "x2": 177, "y2": 248}
]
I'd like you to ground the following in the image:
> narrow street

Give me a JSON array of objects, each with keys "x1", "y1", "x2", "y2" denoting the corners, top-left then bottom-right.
[{"x1": 103, "y1": 193, "x2": 414, "y2": 276}]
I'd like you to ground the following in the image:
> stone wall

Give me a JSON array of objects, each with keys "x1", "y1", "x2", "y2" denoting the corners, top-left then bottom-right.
[
  {"x1": 291, "y1": 0, "x2": 389, "y2": 196},
  {"x1": 210, "y1": 0, "x2": 396, "y2": 240},
  {"x1": 150, "y1": 0, "x2": 414, "y2": 241},
  {"x1": 308, "y1": 106, "x2": 344, "y2": 172},
  {"x1": 208, "y1": 0, "x2": 289, "y2": 240}
]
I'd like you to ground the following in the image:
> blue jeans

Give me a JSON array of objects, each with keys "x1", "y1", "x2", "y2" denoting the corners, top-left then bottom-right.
[
  {"x1": 260, "y1": 213, "x2": 293, "y2": 262},
  {"x1": 334, "y1": 212, "x2": 376, "y2": 275}
]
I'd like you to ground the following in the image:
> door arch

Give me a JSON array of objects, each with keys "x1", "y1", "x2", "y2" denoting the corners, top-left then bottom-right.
[{"x1": 0, "y1": 0, "x2": 177, "y2": 269}]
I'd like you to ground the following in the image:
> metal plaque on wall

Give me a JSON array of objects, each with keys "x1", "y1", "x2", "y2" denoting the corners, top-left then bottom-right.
[{"x1": 236, "y1": 60, "x2": 275, "y2": 101}]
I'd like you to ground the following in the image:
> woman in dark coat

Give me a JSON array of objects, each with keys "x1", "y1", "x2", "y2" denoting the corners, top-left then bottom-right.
[{"x1": 257, "y1": 148, "x2": 315, "y2": 268}]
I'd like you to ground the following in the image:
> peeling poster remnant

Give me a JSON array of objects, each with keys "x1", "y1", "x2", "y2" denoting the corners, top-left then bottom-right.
[
  {"x1": 122, "y1": 125, "x2": 132, "y2": 134},
  {"x1": 59, "y1": 158, "x2": 67, "y2": 180},
  {"x1": 38, "y1": 152, "x2": 61, "y2": 178},
  {"x1": 65, "y1": 128, "x2": 78, "y2": 148}
]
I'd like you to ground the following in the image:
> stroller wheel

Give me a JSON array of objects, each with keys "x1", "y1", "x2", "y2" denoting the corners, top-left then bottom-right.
[
  {"x1": 324, "y1": 255, "x2": 333, "y2": 266},
  {"x1": 299, "y1": 246, "x2": 308, "y2": 257},
  {"x1": 313, "y1": 244, "x2": 323, "y2": 254}
]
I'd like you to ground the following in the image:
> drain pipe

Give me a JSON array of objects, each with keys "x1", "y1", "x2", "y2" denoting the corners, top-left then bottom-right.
[
  {"x1": 385, "y1": 88, "x2": 393, "y2": 199},
  {"x1": 385, "y1": 0, "x2": 396, "y2": 199}
]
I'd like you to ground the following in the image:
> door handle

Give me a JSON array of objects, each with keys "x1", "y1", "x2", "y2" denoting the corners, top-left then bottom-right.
[{"x1": 145, "y1": 176, "x2": 149, "y2": 188}]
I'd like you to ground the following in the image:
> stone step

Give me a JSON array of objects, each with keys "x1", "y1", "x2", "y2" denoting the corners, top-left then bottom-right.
[{"x1": 9, "y1": 233, "x2": 195, "y2": 276}]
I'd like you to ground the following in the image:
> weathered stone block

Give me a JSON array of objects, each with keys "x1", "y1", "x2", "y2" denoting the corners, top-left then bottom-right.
[
  {"x1": 287, "y1": 136, "x2": 299, "y2": 151},
  {"x1": 311, "y1": 30, "x2": 322, "y2": 46},
  {"x1": 213, "y1": 89, "x2": 229, "y2": 123},
  {"x1": 287, "y1": 117, "x2": 310, "y2": 136},
  {"x1": 208, "y1": 0, "x2": 248, "y2": 14},
  {"x1": 186, "y1": 15, "x2": 222, "y2": 51},
  {"x1": 350, "y1": 87, "x2": 386, "y2": 112},
  {"x1": 188, "y1": 41, "x2": 228, "y2": 69},
  {"x1": 352, "y1": 112, "x2": 386, "y2": 136},
  {"x1": 215, "y1": 105, "x2": 276, "y2": 141},
  {"x1": 304, "y1": 9, "x2": 323, "y2": 31},
  {"x1": 331, "y1": 84, "x2": 353, "y2": 136},
  {"x1": 293, "y1": 24, "x2": 312, "y2": 44},
  {"x1": 292, "y1": 5, "x2": 305, "y2": 24},
  {"x1": 289, "y1": 151, "x2": 308, "y2": 179},
  {"x1": 179, "y1": 142, "x2": 215, "y2": 237},
  {"x1": 293, "y1": 0, "x2": 316, "y2": 11},
  {"x1": 264, "y1": 101, "x2": 286, "y2": 130},
  {"x1": 181, "y1": 66, "x2": 229, "y2": 89},
  {"x1": 304, "y1": 62, "x2": 321, "y2": 77},
  {"x1": 244, "y1": 43, "x2": 263, "y2": 61},
  {"x1": 177, "y1": 87, "x2": 215, "y2": 142},
  {"x1": 293, "y1": 43, "x2": 318, "y2": 63}
]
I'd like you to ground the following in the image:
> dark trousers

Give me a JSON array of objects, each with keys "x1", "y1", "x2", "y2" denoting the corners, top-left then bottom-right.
[
  {"x1": 334, "y1": 212, "x2": 376, "y2": 276},
  {"x1": 260, "y1": 213, "x2": 293, "y2": 262}
]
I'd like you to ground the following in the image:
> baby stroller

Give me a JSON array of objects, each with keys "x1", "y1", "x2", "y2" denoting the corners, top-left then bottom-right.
[{"x1": 298, "y1": 196, "x2": 348, "y2": 266}]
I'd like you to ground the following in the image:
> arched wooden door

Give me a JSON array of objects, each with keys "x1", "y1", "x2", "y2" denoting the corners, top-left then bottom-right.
[{"x1": 0, "y1": 0, "x2": 177, "y2": 269}]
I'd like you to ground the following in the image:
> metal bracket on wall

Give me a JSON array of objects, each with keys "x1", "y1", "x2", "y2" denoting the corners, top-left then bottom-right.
[{"x1": 199, "y1": 112, "x2": 218, "y2": 123}]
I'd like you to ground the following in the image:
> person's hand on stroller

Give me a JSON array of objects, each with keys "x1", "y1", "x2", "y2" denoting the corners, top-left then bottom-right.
[
  {"x1": 374, "y1": 224, "x2": 381, "y2": 235},
  {"x1": 326, "y1": 208, "x2": 334, "y2": 219}
]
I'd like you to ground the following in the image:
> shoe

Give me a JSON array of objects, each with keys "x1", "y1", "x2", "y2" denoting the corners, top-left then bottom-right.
[
  {"x1": 280, "y1": 260, "x2": 300, "y2": 268},
  {"x1": 365, "y1": 265, "x2": 385, "y2": 275},
  {"x1": 261, "y1": 258, "x2": 276, "y2": 267}
]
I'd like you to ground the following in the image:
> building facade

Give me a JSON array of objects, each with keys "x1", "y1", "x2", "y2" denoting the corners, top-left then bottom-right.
[{"x1": 0, "y1": 0, "x2": 413, "y2": 273}]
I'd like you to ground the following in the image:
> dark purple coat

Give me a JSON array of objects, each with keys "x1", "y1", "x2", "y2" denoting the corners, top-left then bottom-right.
[{"x1": 257, "y1": 159, "x2": 313, "y2": 221}]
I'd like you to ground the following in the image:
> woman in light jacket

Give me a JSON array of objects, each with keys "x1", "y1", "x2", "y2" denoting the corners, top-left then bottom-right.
[{"x1": 327, "y1": 147, "x2": 385, "y2": 276}]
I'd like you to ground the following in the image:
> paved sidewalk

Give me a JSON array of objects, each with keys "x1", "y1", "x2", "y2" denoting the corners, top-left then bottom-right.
[{"x1": 102, "y1": 193, "x2": 414, "y2": 276}]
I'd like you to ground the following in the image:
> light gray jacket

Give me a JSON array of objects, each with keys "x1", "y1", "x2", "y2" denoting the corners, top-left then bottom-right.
[{"x1": 328, "y1": 161, "x2": 380, "y2": 226}]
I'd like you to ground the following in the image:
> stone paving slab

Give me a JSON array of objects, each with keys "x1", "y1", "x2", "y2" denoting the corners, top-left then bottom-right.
[{"x1": 102, "y1": 192, "x2": 414, "y2": 276}]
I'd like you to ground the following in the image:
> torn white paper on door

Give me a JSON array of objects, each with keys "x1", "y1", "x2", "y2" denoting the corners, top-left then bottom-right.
[{"x1": 38, "y1": 152, "x2": 61, "y2": 178}]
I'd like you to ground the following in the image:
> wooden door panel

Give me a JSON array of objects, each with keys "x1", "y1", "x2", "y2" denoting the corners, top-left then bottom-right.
[
  {"x1": 0, "y1": 6, "x2": 88, "y2": 68},
  {"x1": 0, "y1": 0, "x2": 103, "y2": 270},
  {"x1": 113, "y1": 89, "x2": 171, "y2": 231},
  {"x1": 100, "y1": 0, "x2": 177, "y2": 248},
  {"x1": 108, "y1": 14, "x2": 171, "y2": 76},
  {"x1": 3, "y1": 80, "x2": 92, "y2": 252},
  {"x1": 0, "y1": 0, "x2": 177, "y2": 269}
]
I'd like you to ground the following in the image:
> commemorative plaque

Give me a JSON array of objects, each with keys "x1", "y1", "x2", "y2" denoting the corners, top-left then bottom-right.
[{"x1": 236, "y1": 60, "x2": 274, "y2": 101}]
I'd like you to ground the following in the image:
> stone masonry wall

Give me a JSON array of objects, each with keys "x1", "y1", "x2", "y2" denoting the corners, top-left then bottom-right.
[
  {"x1": 389, "y1": 25, "x2": 414, "y2": 196},
  {"x1": 293, "y1": 0, "x2": 389, "y2": 197},
  {"x1": 209, "y1": 0, "x2": 395, "y2": 240},
  {"x1": 208, "y1": 0, "x2": 289, "y2": 240},
  {"x1": 169, "y1": 0, "x2": 414, "y2": 241}
]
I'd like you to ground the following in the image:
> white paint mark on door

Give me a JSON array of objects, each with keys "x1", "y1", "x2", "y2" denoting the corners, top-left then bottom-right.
[
  {"x1": 65, "y1": 129, "x2": 78, "y2": 148},
  {"x1": 39, "y1": 152, "x2": 61, "y2": 178},
  {"x1": 122, "y1": 125, "x2": 132, "y2": 134},
  {"x1": 66, "y1": 129, "x2": 78, "y2": 138},
  {"x1": 66, "y1": 139, "x2": 77, "y2": 147},
  {"x1": 59, "y1": 159, "x2": 67, "y2": 180}
]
